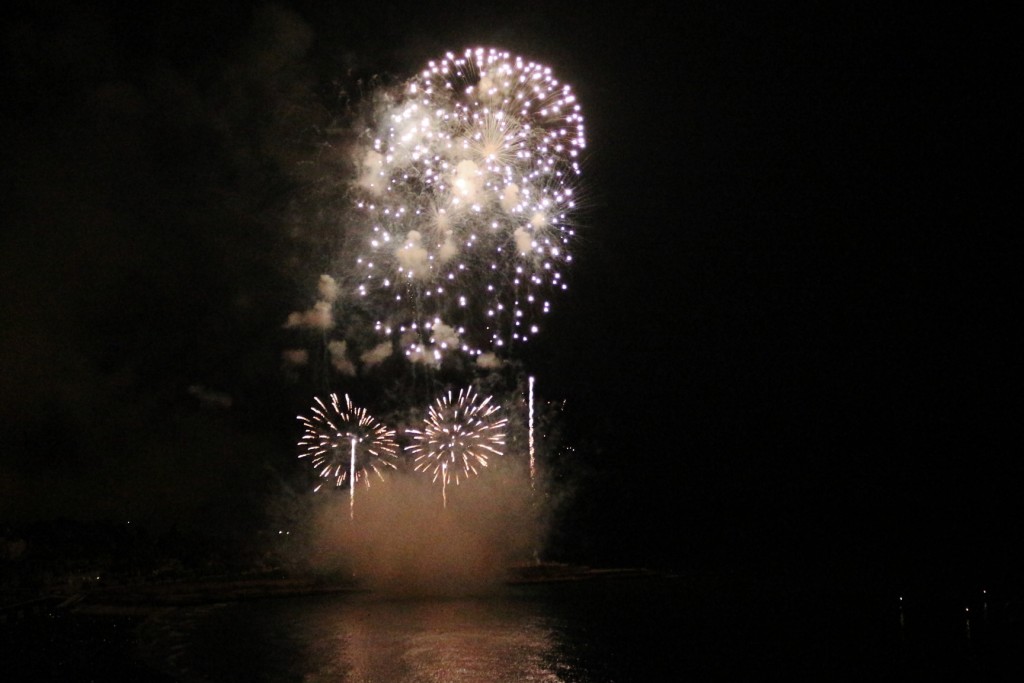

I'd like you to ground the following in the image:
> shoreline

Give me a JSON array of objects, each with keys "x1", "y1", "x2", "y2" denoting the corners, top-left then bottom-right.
[{"x1": 4, "y1": 564, "x2": 671, "y2": 618}]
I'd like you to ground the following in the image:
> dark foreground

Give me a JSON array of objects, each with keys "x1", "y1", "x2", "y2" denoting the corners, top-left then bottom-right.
[{"x1": 3, "y1": 568, "x2": 1024, "y2": 681}]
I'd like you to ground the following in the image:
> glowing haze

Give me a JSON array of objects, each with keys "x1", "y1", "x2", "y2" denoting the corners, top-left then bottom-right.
[{"x1": 302, "y1": 466, "x2": 546, "y2": 595}]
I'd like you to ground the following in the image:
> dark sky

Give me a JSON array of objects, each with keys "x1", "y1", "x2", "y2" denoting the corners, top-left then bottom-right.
[{"x1": 1, "y1": 2, "x2": 1016, "y2": 575}]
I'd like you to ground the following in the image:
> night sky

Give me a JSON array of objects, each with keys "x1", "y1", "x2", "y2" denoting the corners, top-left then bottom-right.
[{"x1": 1, "y1": 2, "x2": 1017, "y2": 583}]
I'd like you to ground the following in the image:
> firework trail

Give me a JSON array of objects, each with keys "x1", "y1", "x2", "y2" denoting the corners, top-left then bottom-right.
[
  {"x1": 297, "y1": 393, "x2": 399, "y2": 497},
  {"x1": 528, "y1": 375, "x2": 535, "y2": 489},
  {"x1": 350, "y1": 47, "x2": 586, "y2": 363},
  {"x1": 406, "y1": 387, "x2": 509, "y2": 507}
]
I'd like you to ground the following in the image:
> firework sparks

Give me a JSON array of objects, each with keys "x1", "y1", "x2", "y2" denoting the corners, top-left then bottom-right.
[
  {"x1": 406, "y1": 387, "x2": 509, "y2": 507},
  {"x1": 297, "y1": 393, "x2": 399, "y2": 494},
  {"x1": 351, "y1": 47, "x2": 586, "y2": 360},
  {"x1": 528, "y1": 375, "x2": 535, "y2": 489}
]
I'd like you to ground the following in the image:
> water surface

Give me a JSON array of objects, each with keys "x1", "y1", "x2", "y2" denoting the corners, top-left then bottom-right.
[{"x1": 134, "y1": 577, "x2": 1019, "y2": 681}]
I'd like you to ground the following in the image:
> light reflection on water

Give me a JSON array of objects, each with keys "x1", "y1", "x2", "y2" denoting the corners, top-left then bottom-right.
[
  {"x1": 303, "y1": 595, "x2": 572, "y2": 682},
  {"x1": 139, "y1": 585, "x2": 626, "y2": 682},
  {"x1": 135, "y1": 577, "x2": 1021, "y2": 680}
]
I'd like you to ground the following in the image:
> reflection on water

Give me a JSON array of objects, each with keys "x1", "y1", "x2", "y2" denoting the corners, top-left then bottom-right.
[
  {"x1": 139, "y1": 584, "x2": 645, "y2": 682},
  {"x1": 305, "y1": 596, "x2": 570, "y2": 682},
  {"x1": 135, "y1": 577, "x2": 1022, "y2": 680}
]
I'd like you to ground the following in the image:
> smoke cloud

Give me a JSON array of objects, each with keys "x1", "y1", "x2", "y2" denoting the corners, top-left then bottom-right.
[
  {"x1": 317, "y1": 274, "x2": 339, "y2": 302},
  {"x1": 327, "y1": 340, "x2": 356, "y2": 375},
  {"x1": 295, "y1": 461, "x2": 549, "y2": 596},
  {"x1": 283, "y1": 300, "x2": 334, "y2": 330},
  {"x1": 396, "y1": 230, "x2": 429, "y2": 278},
  {"x1": 282, "y1": 348, "x2": 309, "y2": 366},
  {"x1": 431, "y1": 322, "x2": 460, "y2": 348},
  {"x1": 360, "y1": 341, "x2": 393, "y2": 367},
  {"x1": 475, "y1": 352, "x2": 502, "y2": 370}
]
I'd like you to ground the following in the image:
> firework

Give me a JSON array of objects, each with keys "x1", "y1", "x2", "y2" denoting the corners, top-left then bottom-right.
[
  {"x1": 351, "y1": 47, "x2": 585, "y2": 361},
  {"x1": 297, "y1": 393, "x2": 399, "y2": 493},
  {"x1": 406, "y1": 387, "x2": 509, "y2": 506},
  {"x1": 528, "y1": 375, "x2": 535, "y2": 489}
]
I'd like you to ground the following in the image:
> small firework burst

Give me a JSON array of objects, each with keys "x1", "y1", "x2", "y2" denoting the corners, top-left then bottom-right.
[
  {"x1": 297, "y1": 393, "x2": 399, "y2": 492},
  {"x1": 406, "y1": 387, "x2": 508, "y2": 506}
]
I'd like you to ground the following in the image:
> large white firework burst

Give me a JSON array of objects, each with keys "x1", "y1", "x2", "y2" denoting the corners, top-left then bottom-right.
[
  {"x1": 351, "y1": 47, "x2": 585, "y2": 361},
  {"x1": 405, "y1": 387, "x2": 509, "y2": 506},
  {"x1": 297, "y1": 393, "x2": 399, "y2": 492}
]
